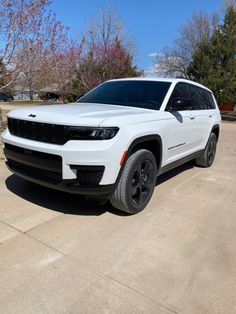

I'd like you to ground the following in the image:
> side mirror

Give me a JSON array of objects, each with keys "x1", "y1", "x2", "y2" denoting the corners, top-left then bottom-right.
[{"x1": 168, "y1": 98, "x2": 192, "y2": 111}]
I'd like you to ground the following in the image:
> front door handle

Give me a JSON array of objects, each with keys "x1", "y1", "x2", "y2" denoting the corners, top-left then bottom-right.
[{"x1": 189, "y1": 115, "x2": 195, "y2": 120}]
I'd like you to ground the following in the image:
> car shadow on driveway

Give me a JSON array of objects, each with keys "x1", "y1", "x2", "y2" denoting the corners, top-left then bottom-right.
[
  {"x1": 5, "y1": 175, "x2": 117, "y2": 216},
  {"x1": 156, "y1": 161, "x2": 194, "y2": 185},
  {"x1": 5, "y1": 162, "x2": 194, "y2": 216}
]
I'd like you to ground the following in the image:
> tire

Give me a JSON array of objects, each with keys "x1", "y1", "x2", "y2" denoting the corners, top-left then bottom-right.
[
  {"x1": 110, "y1": 149, "x2": 157, "y2": 214},
  {"x1": 196, "y1": 133, "x2": 217, "y2": 167}
]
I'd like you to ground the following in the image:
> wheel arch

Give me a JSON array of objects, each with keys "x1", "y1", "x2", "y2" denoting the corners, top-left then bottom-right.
[
  {"x1": 126, "y1": 135, "x2": 163, "y2": 172},
  {"x1": 211, "y1": 124, "x2": 220, "y2": 141},
  {"x1": 113, "y1": 135, "x2": 163, "y2": 190}
]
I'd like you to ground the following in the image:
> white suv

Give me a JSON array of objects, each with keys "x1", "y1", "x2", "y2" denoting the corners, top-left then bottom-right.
[{"x1": 2, "y1": 78, "x2": 221, "y2": 214}]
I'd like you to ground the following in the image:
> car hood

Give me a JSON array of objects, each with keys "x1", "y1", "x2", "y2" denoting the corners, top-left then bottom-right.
[{"x1": 7, "y1": 102, "x2": 153, "y2": 126}]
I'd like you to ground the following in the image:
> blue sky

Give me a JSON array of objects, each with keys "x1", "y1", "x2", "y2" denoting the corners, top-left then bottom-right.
[{"x1": 51, "y1": 0, "x2": 223, "y2": 72}]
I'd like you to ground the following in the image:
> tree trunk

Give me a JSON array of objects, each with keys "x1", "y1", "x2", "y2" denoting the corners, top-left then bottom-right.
[
  {"x1": 0, "y1": 107, "x2": 3, "y2": 131},
  {"x1": 29, "y1": 91, "x2": 34, "y2": 102},
  {"x1": 62, "y1": 94, "x2": 66, "y2": 103}
]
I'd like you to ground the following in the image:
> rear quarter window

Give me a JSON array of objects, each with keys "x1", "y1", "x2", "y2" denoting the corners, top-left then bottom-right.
[{"x1": 204, "y1": 90, "x2": 216, "y2": 109}]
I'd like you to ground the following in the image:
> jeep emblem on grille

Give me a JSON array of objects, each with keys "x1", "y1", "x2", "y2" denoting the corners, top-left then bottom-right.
[{"x1": 28, "y1": 114, "x2": 36, "y2": 118}]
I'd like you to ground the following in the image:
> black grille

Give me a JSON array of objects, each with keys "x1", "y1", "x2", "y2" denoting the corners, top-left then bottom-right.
[
  {"x1": 5, "y1": 143, "x2": 61, "y2": 161},
  {"x1": 8, "y1": 118, "x2": 66, "y2": 145},
  {"x1": 4, "y1": 143, "x2": 62, "y2": 184},
  {"x1": 69, "y1": 165, "x2": 104, "y2": 186},
  {"x1": 7, "y1": 159, "x2": 62, "y2": 184},
  {"x1": 78, "y1": 168, "x2": 104, "y2": 185}
]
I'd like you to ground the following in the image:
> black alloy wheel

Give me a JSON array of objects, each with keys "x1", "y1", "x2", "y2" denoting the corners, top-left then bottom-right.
[
  {"x1": 110, "y1": 149, "x2": 157, "y2": 214},
  {"x1": 131, "y1": 159, "x2": 155, "y2": 207}
]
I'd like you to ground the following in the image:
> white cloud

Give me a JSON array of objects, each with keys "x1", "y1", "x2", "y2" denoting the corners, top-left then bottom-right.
[
  {"x1": 144, "y1": 64, "x2": 159, "y2": 77},
  {"x1": 144, "y1": 52, "x2": 165, "y2": 77},
  {"x1": 148, "y1": 52, "x2": 158, "y2": 58},
  {"x1": 148, "y1": 52, "x2": 165, "y2": 58}
]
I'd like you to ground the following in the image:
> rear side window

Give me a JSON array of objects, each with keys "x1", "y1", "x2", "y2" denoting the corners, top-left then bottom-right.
[
  {"x1": 189, "y1": 85, "x2": 206, "y2": 110},
  {"x1": 204, "y1": 91, "x2": 216, "y2": 109},
  {"x1": 167, "y1": 82, "x2": 215, "y2": 111}
]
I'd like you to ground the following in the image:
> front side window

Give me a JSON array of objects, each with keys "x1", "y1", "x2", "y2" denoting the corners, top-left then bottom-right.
[
  {"x1": 166, "y1": 82, "x2": 190, "y2": 110},
  {"x1": 78, "y1": 80, "x2": 171, "y2": 110},
  {"x1": 169, "y1": 82, "x2": 190, "y2": 99}
]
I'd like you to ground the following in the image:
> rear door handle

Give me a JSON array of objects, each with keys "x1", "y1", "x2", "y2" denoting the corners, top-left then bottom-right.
[
  {"x1": 209, "y1": 115, "x2": 213, "y2": 118},
  {"x1": 189, "y1": 115, "x2": 195, "y2": 120}
]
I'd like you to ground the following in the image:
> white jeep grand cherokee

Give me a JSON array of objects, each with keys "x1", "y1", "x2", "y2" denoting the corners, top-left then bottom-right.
[{"x1": 2, "y1": 78, "x2": 221, "y2": 214}]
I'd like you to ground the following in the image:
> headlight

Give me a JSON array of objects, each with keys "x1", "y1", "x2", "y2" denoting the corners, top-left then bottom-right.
[{"x1": 67, "y1": 127, "x2": 119, "y2": 140}]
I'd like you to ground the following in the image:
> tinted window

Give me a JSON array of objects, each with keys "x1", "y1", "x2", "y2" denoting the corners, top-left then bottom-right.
[
  {"x1": 170, "y1": 82, "x2": 190, "y2": 99},
  {"x1": 78, "y1": 81, "x2": 171, "y2": 110},
  {"x1": 204, "y1": 90, "x2": 216, "y2": 109},
  {"x1": 166, "y1": 82, "x2": 190, "y2": 110},
  {"x1": 189, "y1": 85, "x2": 206, "y2": 110}
]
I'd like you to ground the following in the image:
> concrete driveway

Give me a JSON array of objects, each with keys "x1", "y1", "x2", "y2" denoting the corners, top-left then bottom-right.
[{"x1": 0, "y1": 122, "x2": 236, "y2": 314}]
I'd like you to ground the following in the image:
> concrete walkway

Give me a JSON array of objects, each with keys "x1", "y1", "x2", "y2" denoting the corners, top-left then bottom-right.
[{"x1": 0, "y1": 122, "x2": 236, "y2": 313}]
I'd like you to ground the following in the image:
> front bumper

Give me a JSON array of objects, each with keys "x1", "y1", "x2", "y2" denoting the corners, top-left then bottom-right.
[
  {"x1": 5, "y1": 160, "x2": 114, "y2": 195},
  {"x1": 2, "y1": 128, "x2": 124, "y2": 194}
]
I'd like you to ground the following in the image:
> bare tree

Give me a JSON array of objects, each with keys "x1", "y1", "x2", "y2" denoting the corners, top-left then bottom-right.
[
  {"x1": 0, "y1": 0, "x2": 81, "y2": 101},
  {"x1": 224, "y1": 0, "x2": 236, "y2": 9},
  {"x1": 0, "y1": 0, "x2": 50, "y2": 90},
  {"x1": 15, "y1": 10, "x2": 73, "y2": 101},
  {"x1": 49, "y1": 40, "x2": 84, "y2": 102},
  {"x1": 16, "y1": 42, "x2": 46, "y2": 100},
  {"x1": 85, "y1": 4, "x2": 133, "y2": 53},
  {"x1": 154, "y1": 11, "x2": 218, "y2": 78},
  {"x1": 74, "y1": 5, "x2": 139, "y2": 94},
  {"x1": 88, "y1": 6, "x2": 121, "y2": 49}
]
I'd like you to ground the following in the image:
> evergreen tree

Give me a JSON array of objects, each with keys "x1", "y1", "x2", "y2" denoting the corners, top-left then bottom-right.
[{"x1": 188, "y1": 6, "x2": 236, "y2": 103}]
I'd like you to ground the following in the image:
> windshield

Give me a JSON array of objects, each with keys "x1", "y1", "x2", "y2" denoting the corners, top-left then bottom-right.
[{"x1": 78, "y1": 80, "x2": 171, "y2": 110}]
